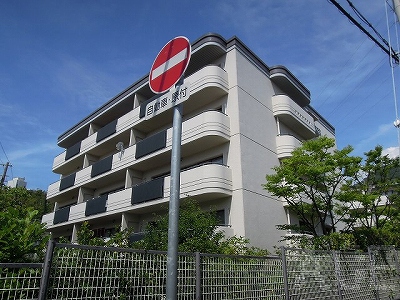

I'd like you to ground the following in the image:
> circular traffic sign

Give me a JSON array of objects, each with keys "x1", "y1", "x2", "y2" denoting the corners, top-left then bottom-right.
[{"x1": 149, "y1": 36, "x2": 191, "y2": 94}]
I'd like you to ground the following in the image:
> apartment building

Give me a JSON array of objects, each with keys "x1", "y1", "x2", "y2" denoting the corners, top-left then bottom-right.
[{"x1": 41, "y1": 33, "x2": 335, "y2": 251}]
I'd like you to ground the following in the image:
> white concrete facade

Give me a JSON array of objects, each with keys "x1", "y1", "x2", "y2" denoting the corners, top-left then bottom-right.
[
  {"x1": 42, "y1": 34, "x2": 335, "y2": 251},
  {"x1": 7, "y1": 177, "x2": 27, "y2": 188}
]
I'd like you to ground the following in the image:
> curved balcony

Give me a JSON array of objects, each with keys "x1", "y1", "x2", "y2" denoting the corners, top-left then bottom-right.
[
  {"x1": 135, "y1": 65, "x2": 229, "y2": 133},
  {"x1": 43, "y1": 163, "x2": 232, "y2": 229},
  {"x1": 272, "y1": 94, "x2": 316, "y2": 139},
  {"x1": 276, "y1": 134, "x2": 302, "y2": 159},
  {"x1": 270, "y1": 66, "x2": 310, "y2": 107},
  {"x1": 125, "y1": 110, "x2": 230, "y2": 171},
  {"x1": 52, "y1": 65, "x2": 228, "y2": 174},
  {"x1": 47, "y1": 111, "x2": 230, "y2": 201}
]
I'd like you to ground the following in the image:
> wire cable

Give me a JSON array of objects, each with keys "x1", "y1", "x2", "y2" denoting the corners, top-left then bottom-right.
[
  {"x1": 348, "y1": 0, "x2": 392, "y2": 50},
  {"x1": 0, "y1": 142, "x2": 10, "y2": 163},
  {"x1": 385, "y1": 0, "x2": 400, "y2": 157},
  {"x1": 325, "y1": 56, "x2": 387, "y2": 119}
]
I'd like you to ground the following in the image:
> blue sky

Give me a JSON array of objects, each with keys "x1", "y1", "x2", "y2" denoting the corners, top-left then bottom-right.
[{"x1": 1, "y1": 0, "x2": 400, "y2": 190}]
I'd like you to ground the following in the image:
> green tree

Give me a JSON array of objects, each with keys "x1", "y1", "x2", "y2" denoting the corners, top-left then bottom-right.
[
  {"x1": 263, "y1": 136, "x2": 361, "y2": 247},
  {"x1": 133, "y1": 199, "x2": 225, "y2": 253},
  {"x1": 0, "y1": 207, "x2": 49, "y2": 262},
  {"x1": 341, "y1": 146, "x2": 400, "y2": 249},
  {"x1": 0, "y1": 186, "x2": 48, "y2": 219},
  {"x1": 132, "y1": 199, "x2": 269, "y2": 255},
  {"x1": 76, "y1": 221, "x2": 133, "y2": 248},
  {"x1": 0, "y1": 186, "x2": 50, "y2": 262}
]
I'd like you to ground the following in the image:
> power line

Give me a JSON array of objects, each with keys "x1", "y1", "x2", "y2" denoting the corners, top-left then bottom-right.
[
  {"x1": 325, "y1": 56, "x2": 387, "y2": 118},
  {"x1": 315, "y1": 42, "x2": 378, "y2": 110},
  {"x1": 335, "y1": 74, "x2": 392, "y2": 134},
  {"x1": 0, "y1": 141, "x2": 10, "y2": 163},
  {"x1": 327, "y1": 0, "x2": 399, "y2": 63}
]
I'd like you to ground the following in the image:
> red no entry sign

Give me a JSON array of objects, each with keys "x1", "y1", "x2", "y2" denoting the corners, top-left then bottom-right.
[{"x1": 149, "y1": 36, "x2": 191, "y2": 94}]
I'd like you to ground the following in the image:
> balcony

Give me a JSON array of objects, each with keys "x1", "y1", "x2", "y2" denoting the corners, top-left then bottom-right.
[
  {"x1": 48, "y1": 110, "x2": 230, "y2": 202},
  {"x1": 42, "y1": 163, "x2": 232, "y2": 229},
  {"x1": 270, "y1": 66, "x2": 310, "y2": 107},
  {"x1": 272, "y1": 94, "x2": 316, "y2": 139},
  {"x1": 52, "y1": 65, "x2": 228, "y2": 173},
  {"x1": 276, "y1": 134, "x2": 302, "y2": 159},
  {"x1": 133, "y1": 110, "x2": 230, "y2": 171}
]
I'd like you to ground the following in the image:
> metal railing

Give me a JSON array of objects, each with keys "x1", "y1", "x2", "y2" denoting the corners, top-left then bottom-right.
[
  {"x1": 282, "y1": 247, "x2": 400, "y2": 300},
  {"x1": 1, "y1": 242, "x2": 399, "y2": 300},
  {"x1": 0, "y1": 263, "x2": 43, "y2": 300}
]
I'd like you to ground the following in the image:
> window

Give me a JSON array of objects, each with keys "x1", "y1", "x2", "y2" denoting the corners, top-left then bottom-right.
[{"x1": 215, "y1": 209, "x2": 226, "y2": 225}]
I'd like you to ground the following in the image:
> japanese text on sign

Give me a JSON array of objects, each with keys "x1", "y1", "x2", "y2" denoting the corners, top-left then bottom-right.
[{"x1": 145, "y1": 83, "x2": 190, "y2": 120}]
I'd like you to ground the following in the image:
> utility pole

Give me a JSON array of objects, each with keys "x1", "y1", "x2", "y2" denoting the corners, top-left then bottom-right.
[{"x1": 0, "y1": 162, "x2": 10, "y2": 186}]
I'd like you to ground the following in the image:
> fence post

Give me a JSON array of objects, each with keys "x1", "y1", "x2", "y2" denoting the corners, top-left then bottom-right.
[
  {"x1": 280, "y1": 247, "x2": 290, "y2": 300},
  {"x1": 332, "y1": 251, "x2": 344, "y2": 300},
  {"x1": 38, "y1": 239, "x2": 56, "y2": 300},
  {"x1": 195, "y1": 252, "x2": 202, "y2": 300},
  {"x1": 393, "y1": 248, "x2": 400, "y2": 298},
  {"x1": 368, "y1": 247, "x2": 380, "y2": 300},
  {"x1": 393, "y1": 247, "x2": 400, "y2": 274}
]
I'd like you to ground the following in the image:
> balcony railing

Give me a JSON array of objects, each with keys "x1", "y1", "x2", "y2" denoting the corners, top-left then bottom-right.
[
  {"x1": 42, "y1": 163, "x2": 232, "y2": 228},
  {"x1": 272, "y1": 94, "x2": 316, "y2": 139},
  {"x1": 52, "y1": 65, "x2": 228, "y2": 173},
  {"x1": 276, "y1": 134, "x2": 302, "y2": 159},
  {"x1": 47, "y1": 111, "x2": 230, "y2": 200}
]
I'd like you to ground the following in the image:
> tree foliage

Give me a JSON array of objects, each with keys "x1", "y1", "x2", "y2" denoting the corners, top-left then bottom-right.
[
  {"x1": 133, "y1": 199, "x2": 226, "y2": 253},
  {"x1": 76, "y1": 221, "x2": 133, "y2": 248},
  {"x1": 132, "y1": 199, "x2": 269, "y2": 255},
  {"x1": 0, "y1": 186, "x2": 50, "y2": 262},
  {"x1": 0, "y1": 186, "x2": 49, "y2": 219},
  {"x1": 264, "y1": 136, "x2": 361, "y2": 237},
  {"x1": 341, "y1": 146, "x2": 400, "y2": 249},
  {"x1": 75, "y1": 199, "x2": 269, "y2": 255},
  {"x1": 264, "y1": 137, "x2": 400, "y2": 251},
  {"x1": 0, "y1": 207, "x2": 49, "y2": 262}
]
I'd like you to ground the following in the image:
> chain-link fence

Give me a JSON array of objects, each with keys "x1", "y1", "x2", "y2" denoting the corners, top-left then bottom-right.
[
  {"x1": 1, "y1": 242, "x2": 400, "y2": 300},
  {"x1": 0, "y1": 263, "x2": 43, "y2": 300},
  {"x1": 369, "y1": 246, "x2": 400, "y2": 300},
  {"x1": 282, "y1": 247, "x2": 400, "y2": 300},
  {"x1": 47, "y1": 243, "x2": 195, "y2": 299},
  {"x1": 200, "y1": 253, "x2": 284, "y2": 299}
]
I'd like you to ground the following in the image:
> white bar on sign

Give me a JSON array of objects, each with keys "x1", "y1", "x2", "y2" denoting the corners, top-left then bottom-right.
[{"x1": 151, "y1": 49, "x2": 187, "y2": 80}]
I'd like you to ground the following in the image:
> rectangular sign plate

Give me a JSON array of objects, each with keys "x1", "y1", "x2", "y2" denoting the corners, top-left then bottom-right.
[{"x1": 145, "y1": 83, "x2": 190, "y2": 120}]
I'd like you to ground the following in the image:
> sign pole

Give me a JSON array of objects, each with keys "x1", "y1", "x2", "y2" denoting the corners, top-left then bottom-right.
[
  {"x1": 147, "y1": 36, "x2": 191, "y2": 300},
  {"x1": 166, "y1": 98, "x2": 182, "y2": 300}
]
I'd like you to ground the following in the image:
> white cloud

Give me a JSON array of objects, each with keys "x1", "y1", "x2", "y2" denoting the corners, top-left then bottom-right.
[
  {"x1": 351, "y1": 123, "x2": 395, "y2": 156},
  {"x1": 382, "y1": 146, "x2": 400, "y2": 158},
  {"x1": 8, "y1": 142, "x2": 59, "y2": 162},
  {"x1": 54, "y1": 55, "x2": 119, "y2": 110}
]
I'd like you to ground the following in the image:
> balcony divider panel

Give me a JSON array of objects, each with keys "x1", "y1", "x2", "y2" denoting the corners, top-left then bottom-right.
[
  {"x1": 53, "y1": 206, "x2": 71, "y2": 224},
  {"x1": 59, "y1": 173, "x2": 76, "y2": 191},
  {"x1": 91, "y1": 155, "x2": 113, "y2": 178},
  {"x1": 135, "y1": 130, "x2": 167, "y2": 159},
  {"x1": 96, "y1": 119, "x2": 117, "y2": 142},
  {"x1": 85, "y1": 194, "x2": 108, "y2": 216},
  {"x1": 131, "y1": 177, "x2": 164, "y2": 204}
]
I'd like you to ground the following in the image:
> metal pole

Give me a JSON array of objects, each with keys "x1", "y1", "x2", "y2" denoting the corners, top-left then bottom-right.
[
  {"x1": 368, "y1": 247, "x2": 380, "y2": 300},
  {"x1": 280, "y1": 247, "x2": 290, "y2": 300},
  {"x1": 166, "y1": 103, "x2": 183, "y2": 300},
  {"x1": 332, "y1": 251, "x2": 344, "y2": 300},
  {"x1": 195, "y1": 252, "x2": 202, "y2": 300},
  {"x1": 38, "y1": 239, "x2": 56, "y2": 300}
]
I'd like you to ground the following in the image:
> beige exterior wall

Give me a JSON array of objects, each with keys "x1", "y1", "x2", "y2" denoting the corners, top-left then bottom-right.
[{"x1": 42, "y1": 34, "x2": 335, "y2": 252}]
